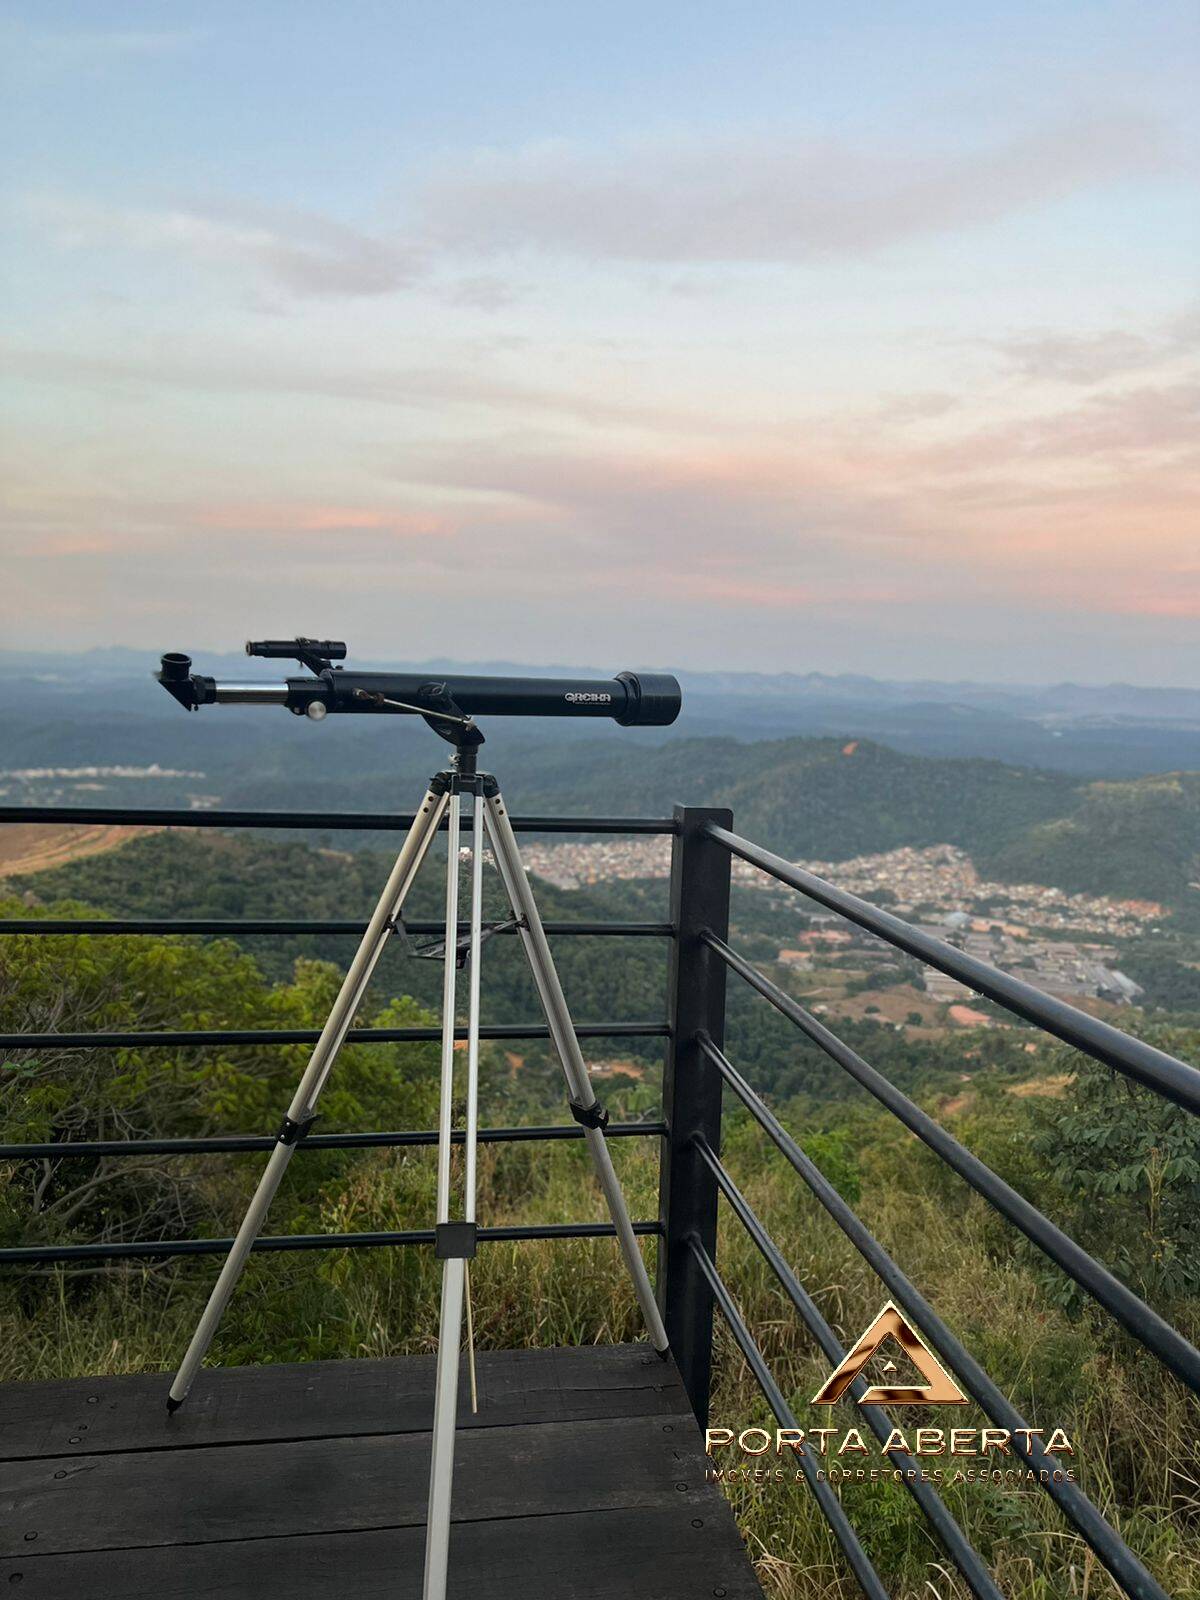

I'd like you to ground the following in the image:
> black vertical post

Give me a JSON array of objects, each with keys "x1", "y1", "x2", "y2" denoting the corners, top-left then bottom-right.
[{"x1": 658, "y1": 805, "x2": 732, "y2": 1428}]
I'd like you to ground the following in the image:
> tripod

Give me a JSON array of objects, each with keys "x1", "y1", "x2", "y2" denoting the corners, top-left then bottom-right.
[{"x1": 165, "y1": 724, "x2": 669, "y2": 1600}]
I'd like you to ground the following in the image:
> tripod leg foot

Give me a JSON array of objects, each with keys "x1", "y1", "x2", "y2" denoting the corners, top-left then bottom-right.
[{"x1": 166, "y1": 1395, "x2": 182, "y2": 1414}]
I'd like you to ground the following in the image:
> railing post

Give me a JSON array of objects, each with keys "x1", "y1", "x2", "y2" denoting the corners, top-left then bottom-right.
[{"x1": 658, "y1": 805, "x2": 732, "y2": 1427}]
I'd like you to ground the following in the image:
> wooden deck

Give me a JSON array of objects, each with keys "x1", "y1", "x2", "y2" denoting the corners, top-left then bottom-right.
[{"x1": 0, "y1": 1343, "x2": 763, "y2": 1598}]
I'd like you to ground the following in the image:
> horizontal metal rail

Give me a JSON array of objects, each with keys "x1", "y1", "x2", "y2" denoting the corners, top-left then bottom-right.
[
  {"x1": 0, "y1": 804, "x2": 676, "y2": 835},
  {"x1": 0, "y1": 918, "x2": 675, "y2": 938},
  {"x1": 0, "y1": 1220, "x2": 662, "y2": 1266},
  {"x1": 693, "y1": 1135, "x2": 1003, "y2": 1600},
  {"x1": 687, "y1": 1235, "x2": 890, "y2": 1600},
  {"x1": 707, "y1": 823, "x2": 1200, "y2": 1117},
  {"x1": 0, "y1": 1020, "x2": 669, "y2": 1050},
  {"x1": 0, "y1": 1121, "x2": 668, "y2": 1161},
  {"x1": 706, "y1": 932, "x2": 1200, "y2": 1399},
  {"x1": 702, "y1": 1032, "x2": 1169, "y2": 1600}
]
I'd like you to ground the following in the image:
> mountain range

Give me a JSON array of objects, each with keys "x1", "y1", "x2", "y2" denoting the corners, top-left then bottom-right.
[
  {"x1": 5, "y1": 648, "x2": 1200, "y2": 777},
  {"x1": 4, "y1": 650, "x2": 1199, "y2": 916}
]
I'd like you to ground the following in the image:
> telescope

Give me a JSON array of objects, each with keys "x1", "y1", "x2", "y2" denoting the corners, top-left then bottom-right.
[
  {"x1": 156, "y1": 639, "x2": 681, "y2": 728},
  {"x1": 159, "y1": 634, "x2": 678, "y2": 1600}
]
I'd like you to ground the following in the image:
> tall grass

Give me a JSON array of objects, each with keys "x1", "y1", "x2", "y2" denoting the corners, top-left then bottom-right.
[{"x1": 1, "y1": 1114, "x2": 1196, "y2": 1598}]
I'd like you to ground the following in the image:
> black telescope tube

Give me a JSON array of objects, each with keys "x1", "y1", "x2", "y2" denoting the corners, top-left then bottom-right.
[
  {"x1": 156, "y1": 656, "x2": 681, "y2": 726},
  {"x1": 306, "y1": 670, "x2": 679, "y2": 724}
]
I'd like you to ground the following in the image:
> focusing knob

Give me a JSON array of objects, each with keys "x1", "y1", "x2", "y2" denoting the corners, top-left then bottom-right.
[{"x1": 305, "y1": 701, "x2": 328, "y2": 721}]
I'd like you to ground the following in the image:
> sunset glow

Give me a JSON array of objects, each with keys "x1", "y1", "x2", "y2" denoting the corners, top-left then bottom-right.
[{"x1": 2, "y1": 2, "x2": 1197, "y2": 680}]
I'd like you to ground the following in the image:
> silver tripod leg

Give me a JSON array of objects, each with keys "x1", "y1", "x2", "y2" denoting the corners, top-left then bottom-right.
[
  {"x1": 166, "y1": 785, "x2": 451, "y2": 1411},
  {"x1": 423, "y1": 788, "x2": 484, "y2": 1600},
  {"x1": 424, "y1": 1254, "x2": 465, "y2": 1599},
  {"x1": 483, "y1": 790, "x2": 669, "y2": 1352}
]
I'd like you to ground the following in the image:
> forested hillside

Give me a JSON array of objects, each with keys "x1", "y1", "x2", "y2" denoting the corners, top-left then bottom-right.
[
  {"x1": 2, "y1": 879, "x2": 1198, "y2": 1597},
  {"x1": 12, "y1": 634, "x2": 1200, "y2": 917},
  {"x1": 10, "y1": 833, "x2": 672, "y2": 1056},
  {"x1": 22, "y1": 730, "x2": 1200, "y2": 913},
  {"x1": 477, "y1": 738, "x2": 1200, "y2": 910},
  {"x1": 4, "y1": 783, "x2": 1199, "y2": 1600},
  {"x1": 206, "y1": 735, "x2": 1079, "y2": 861},
  {"x1": 502, "y1": 736, "x2": 1080, "y2": 859},
  {"x1": 982, "y1": 772, "x2": 1200, "y2": 909}
]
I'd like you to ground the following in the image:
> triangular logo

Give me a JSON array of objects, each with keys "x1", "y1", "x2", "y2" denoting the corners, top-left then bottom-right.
[{"x1": 811, "y1": 1301, "x2": 967, "y2": 1405}]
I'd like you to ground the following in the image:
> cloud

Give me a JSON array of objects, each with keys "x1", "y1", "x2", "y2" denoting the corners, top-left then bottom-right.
[
  {"x1": 19, "y1": 107, "x2": 1176, "y2": 306},
  {"x1": 874, "y1": 392, "x2": 961, "y2": 424},
  {"x1": 419, "y1": 113, "x2": 1173, "y2": 264},
  {"x1": 989, "y1": 307, "x2": 1200, "y2": 386},
  {"x1": 3, "y1": 21, "x2": 203, "y2": 71},
  {"x1": 917, "y1": 381, "x2": 1200, "y2": 473},
  {"x1": 0, "y1": 340, "x2": 714, "y2": 434},
  {"x1": 7, "y1": 388, "x2": 1199, "y2": 651},
  {"x1": 196, "y1": 502, "x2": 452, "y2": 538},
  {"x1": 25, "y1": 194, "x2": 422, "y2": 298},
  {"x1": 1020, "y1": 381, "x2": 1200, "y2": 460},
  {"x1": 444, "y1": 274, "x2": 525, "y2": 311},
  {"x1": 3, "y1": 489, "x2": 456, "y2": 567},
  {"x1": 347, "y1": 364, "x2": 1199, "y2": 616}
]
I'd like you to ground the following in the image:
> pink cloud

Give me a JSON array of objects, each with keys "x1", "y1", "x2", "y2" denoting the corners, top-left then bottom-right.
[
  {"x1": 196, "y1": 503, "x2": 453, "y2": 537},
  {"x1": 6, "y1": 326, "x2": 1196, "y2": 656},
  {"x1": 674, "y1": 573, "x2": 908, "y2": 609},
  {"x1": 19, "y1": 533, "x2": 118, "y2": 557}
]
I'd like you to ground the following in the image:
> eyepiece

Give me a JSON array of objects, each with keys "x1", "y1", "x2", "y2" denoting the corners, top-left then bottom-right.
[{"x1": 156, "y1": 651, "x2": 215, "y2": 711}]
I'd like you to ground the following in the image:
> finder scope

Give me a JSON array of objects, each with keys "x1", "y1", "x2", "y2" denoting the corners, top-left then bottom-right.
[
  {"x1": 246, "y1": 637, "x2": 347, "y2": 663},
  {"x1": 156, "y1": 644, "x2": 681, "y2": 728}
]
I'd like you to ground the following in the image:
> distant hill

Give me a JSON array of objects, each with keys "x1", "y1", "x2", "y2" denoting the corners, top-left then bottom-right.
[
  {"x1": 155, "y1": 732, "x2": 1080, "y2": 864},
  {"x1": 490, "y1": 737, "x2": 1200, "y2": 912},
  {"x1": 9, "y1": 724, "x2": 1200, "y2": 914},
  {"x1": 6, "y1": 648, "x2": 1200, "y2": 778},
  {"x1": 492, "y1": 736, "x2": 1079, "y2": 860},
  {"x1": 982, "y1": 773, "x2": 1200, "y2": 909}
]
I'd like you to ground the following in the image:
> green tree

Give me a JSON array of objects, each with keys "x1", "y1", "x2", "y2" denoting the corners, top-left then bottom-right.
[
  {"x1": 1032, "y1": 1029, "x2": 1200, "y2": 1302},
  {"x1": 0, "y1": 898, "x2": 439, "y2": 1256}
]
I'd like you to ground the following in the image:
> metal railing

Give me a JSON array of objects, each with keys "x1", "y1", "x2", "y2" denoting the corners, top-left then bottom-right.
[
  {"x1": 3, "y1": 801, "x2": 1199, "y2": 1599},
  {"x1": 0, "y1": 803, "x2": 673, "y2": 1269},
  {"x1": 679, "y1": 820, "x2": 1200, "y2": 1600}
]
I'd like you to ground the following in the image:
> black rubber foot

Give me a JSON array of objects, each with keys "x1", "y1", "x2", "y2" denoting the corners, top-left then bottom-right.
[
  {"x1": 655, "y1": 1345, "x2": 671, "y2": 1361},
  {"x1": 166, "y1": 1395, "x2": 182, "y2": 1414}
]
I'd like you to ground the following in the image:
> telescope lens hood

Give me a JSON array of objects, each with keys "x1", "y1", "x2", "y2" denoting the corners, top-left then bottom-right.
[{"x1": 615, "y1": 671, "x2": 682, "y2": 726}]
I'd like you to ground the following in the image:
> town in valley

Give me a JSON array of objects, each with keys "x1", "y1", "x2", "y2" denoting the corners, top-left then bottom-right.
[{"x1": 519, "y1": 838, "x2": 1161, "y2": 1022}]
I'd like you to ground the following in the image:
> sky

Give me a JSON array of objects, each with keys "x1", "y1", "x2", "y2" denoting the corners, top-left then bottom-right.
[{"x1": 1, "y1": 2, "x2": 1197, "y2": 683}]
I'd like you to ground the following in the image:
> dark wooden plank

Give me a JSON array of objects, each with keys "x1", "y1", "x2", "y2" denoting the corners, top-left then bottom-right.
[
  {"x1": 0, "y1": 1343, "x2": 686, "y2": 1460},
  {"x1": 0, "y1": 1505, "x2": 764, "y2": 1599},
  {"x1": 0, "y1": 1413, "x2": 721, "y2": 1557}
]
